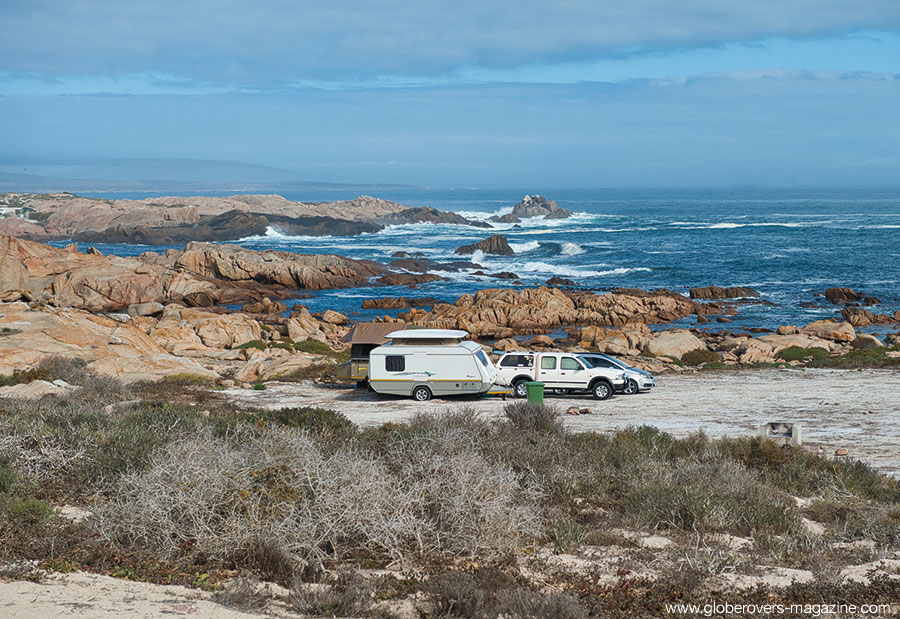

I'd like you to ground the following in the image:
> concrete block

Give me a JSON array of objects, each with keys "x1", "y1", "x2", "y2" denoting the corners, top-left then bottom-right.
[{"x1": 759, "y1": 422, "x2": 802, "y2": 446}]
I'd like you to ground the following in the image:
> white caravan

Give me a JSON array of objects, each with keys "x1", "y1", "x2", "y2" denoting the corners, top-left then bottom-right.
[{"x1": 368, "y1": 329, "x2": 497, "y2": 401}]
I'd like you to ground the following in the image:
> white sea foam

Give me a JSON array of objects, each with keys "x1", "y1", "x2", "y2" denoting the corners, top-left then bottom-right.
[
  {"x1": 671, "y1": 221, "x2": 828, "y2": 230},
  {"x1": 509, "y1": 241, "x2": 541, "y2": 253},
  {"x1": 236, "y1": 226, "x2": 319, "y2": 242},
  {"x1": 455, "y1": 206, "x2": 513, "y2": 221},
  {"x1": 502, "y1": 261, "x2": 651, "y2": 278},
  {"x1": 561, "y1": 242, "x2": 585, "y2": 256}
]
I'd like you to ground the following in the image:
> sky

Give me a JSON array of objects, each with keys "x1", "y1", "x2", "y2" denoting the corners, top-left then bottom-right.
[{"x1": 1, "y1": 1, "x2": 900, "y2": 188}]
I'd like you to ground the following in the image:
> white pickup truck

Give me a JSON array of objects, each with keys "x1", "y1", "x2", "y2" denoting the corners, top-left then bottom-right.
[{"x1": 494, "y1": 351, "x2": 626, "y2": 400}]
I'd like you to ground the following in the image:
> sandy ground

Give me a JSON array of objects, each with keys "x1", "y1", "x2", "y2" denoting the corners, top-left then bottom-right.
[
  {"x1": 0, "y1": 571, "x2": 273, "y2": 619},
  {"x1": 226, "y1": 367, "x2": 900, "y2": 477}
]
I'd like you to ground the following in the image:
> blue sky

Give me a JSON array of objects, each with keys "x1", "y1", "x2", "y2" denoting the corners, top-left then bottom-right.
[{"x1": 1, "y1": 1, "x2": 899, "y2": 188}]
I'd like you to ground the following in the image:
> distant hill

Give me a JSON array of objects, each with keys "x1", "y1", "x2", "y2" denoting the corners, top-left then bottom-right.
[{"x1": 0, "y1": 157, "x2": 418, "y2": 194}]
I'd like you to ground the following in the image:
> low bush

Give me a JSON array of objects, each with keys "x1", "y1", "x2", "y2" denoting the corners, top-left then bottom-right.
[
  {"x1": 680, "y1": 348, "x2": 720, "y2": 366},
  {"x1": 289, "y1": 572, "x2": 374, "y2": 617},
  {"x1": 622, "y1": 459, "x2": 801, "y2": 536},
  {"x1": 810, "y1": 347, "x2": 900, "y2": 369},
  {"x1": 9, "y1": 356, "x2": 91, "y2": 386},
  {"x1": 292, "y1": 339, "x2": 334, "y2": 355},
  {"x1": 0, "y1": 399, "x2": 202, "y2": 498},
  {"x1": 95, "y1": 425, "x2": 540, "y2": 574},
  {"x1": 240, "y1": 407, "x2": 356, "y2": 444},
  {"x1": 0, "y1": 456, "x2": 17, "y2": 494},
  {"x1": 156, "y1": 373, "x2": 214, "y2": 386},
  {"x1": 0, "y1": 374, "x2": 17, "y2": 387},
  {"x1": 233, "y1": 340, "x2": 266, "y2": 351},
  {"x1": 776, "y1": 346, "x2": 829, "y2": 362},
  {"x1": 426, "y1": 569, "x2": 587, "y2": 619},
  {"x1": 701, "y1": 361, "x2": 727, "y2": 370},
  {"x1": 501, "y1": 401, "x2": 564, "y2": 435},
  {"x1": 212, "y1": 573, "x2": 271, "y2": 612}
]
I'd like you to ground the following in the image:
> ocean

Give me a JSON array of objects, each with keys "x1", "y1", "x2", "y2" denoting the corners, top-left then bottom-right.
[{"x1": 66, "y1": 187, "x2": 900, "y2": 334}]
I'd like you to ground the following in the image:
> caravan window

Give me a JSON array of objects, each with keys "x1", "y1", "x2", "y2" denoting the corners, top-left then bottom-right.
[
  {"x1": 475, "y1": 350, "x2": 490, "y2": 368},
  {"x1": 385, "y1": 355, "x2": 405, "y2": 372}
]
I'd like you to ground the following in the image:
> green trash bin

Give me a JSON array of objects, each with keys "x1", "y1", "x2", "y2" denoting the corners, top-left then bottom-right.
[{"x1": 525, "y1": 381, "x2": 544, "y2": 404}]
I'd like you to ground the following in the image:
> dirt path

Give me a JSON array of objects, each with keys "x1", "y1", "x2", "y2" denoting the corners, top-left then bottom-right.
[{"x1": 226, "y1": 368, "x2": 900, "y2": 476}]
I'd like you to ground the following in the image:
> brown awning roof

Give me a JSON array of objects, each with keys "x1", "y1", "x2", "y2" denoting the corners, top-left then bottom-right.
[{"x1": 343, "y1": 321, "x2": 408, "y2": 344}]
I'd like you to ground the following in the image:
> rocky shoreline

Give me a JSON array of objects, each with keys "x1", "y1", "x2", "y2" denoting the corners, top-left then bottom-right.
[
  {"x1": 0, "y1": 192, "x2": 532, "y2": 243},
  {"x1": 2, "y1": 232, "x2": 898, "y2": 391}
]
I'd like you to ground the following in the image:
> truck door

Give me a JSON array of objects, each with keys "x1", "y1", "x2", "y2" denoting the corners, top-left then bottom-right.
[
  {"x1": 558, "y1": 356, "x2": 586, "y2": 387},
  {"x1": 537, "y1": 355, "x2": 559, "y2": 386}
]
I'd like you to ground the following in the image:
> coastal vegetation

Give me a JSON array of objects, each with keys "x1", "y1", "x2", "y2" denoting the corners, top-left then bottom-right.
[{"x1": 0, "y1": 370, "x2": 898, "y2": 615}]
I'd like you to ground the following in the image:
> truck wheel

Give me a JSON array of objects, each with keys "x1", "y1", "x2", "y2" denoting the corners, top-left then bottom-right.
[
  {"x1": 513, "y1": 379, "x2": 528, "y2": 398},
  {"x1": 592, "y1": 380, "x2": 613, "y2": 400},
  {"x1": 623, "y1": 379, "x2": 639, "y2": 395},
  {"x1": 412, "y1": 385, "x2": 432, "y2": 402}
]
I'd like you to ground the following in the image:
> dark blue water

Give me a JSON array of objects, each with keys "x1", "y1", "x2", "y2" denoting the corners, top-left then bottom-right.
[{"x1": 67, "y1": 187, "x2": 900, "y2": 332}]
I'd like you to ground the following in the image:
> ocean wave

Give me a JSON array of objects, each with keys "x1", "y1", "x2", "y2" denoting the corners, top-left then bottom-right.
[
  {"x1": 560, "y1": 242, "x2": 585, "y2": 256},
  {"x1": 504, "y1": 261, "x2": 650, "y2": 278},
  {"x1": 455, "y1": 206, "x2": 513, "y2": 221},
  {"x1": 670, "y1": 221, "x2": 829, "y2": 230},
  {"x1": 509, "y1": 240, "x2": 541, "y2": 253},
  {"x1": 236, "y1": 226, "x2": 320, "y2": 242}
]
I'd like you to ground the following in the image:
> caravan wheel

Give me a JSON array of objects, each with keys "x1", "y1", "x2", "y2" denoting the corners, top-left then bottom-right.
[{"x1": 412, "y1": 385, "x2": 432, "y2": 402}]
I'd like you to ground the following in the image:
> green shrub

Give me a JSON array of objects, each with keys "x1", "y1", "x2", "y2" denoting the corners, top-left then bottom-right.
[
  {"x1": 701, "y1": 361, "x2": 727, "y2": 370},
  {"x1": 810, "y1": 347, "x2": 900, "y2": 369},
  {"x1": 776, "y1": 346, "x2": 829, "y2": 362},
  {"x1": 252, "y1": 383, "x2": 267, "y2": 391},
  {"x1": 622, "y1": 459, "x2": 801, "y2": 535},
  {"x1": 3, "y1": 496, "x2": 54, "y2": 521},
  {"x1": 270, "y1": 342, "x2": 294, "y2": 352},
  {"x1": 0, "y1": 457, "x2": 17, "y2": 494},
  {"x1": 292, "y1": 339, "x2": 334, "y2": 355},
  {"x1": 233, "y1": 340, "x2": 266, "y2": 351},
  {"x1": 680, "y1": 348, "x2": 720, "y2": 366},
  {"x1": 10, "y1": 356, "x2": 90, "y2": 386},
  {"x1": 262, "y1": 407, "x2": 354, "y2": 437}
]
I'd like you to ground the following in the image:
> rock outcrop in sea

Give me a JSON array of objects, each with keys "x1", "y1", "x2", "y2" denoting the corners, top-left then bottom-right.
[
  {"x1": 454, "y1": 234, "x2": 515, "y2": 256},
  {"x1": 510, "y1": 195, "x2": 572, "y2": 219},
  {"x1": 689, "y1": 286, "x2": 760, "y2": 300}
]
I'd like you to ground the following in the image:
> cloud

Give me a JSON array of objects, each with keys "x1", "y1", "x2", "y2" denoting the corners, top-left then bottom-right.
[
  {"x1": 3, "y1": 70, "x2": 898, "y2": 187},
  {"x1": 3, "y1": 1, "x2": 900, "y2": 85}
]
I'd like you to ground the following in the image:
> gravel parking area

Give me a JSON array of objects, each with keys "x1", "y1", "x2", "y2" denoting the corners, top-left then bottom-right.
[{"x1": 226, "y1": 367, "x2": 900, "y2": 476}]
